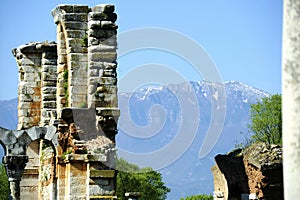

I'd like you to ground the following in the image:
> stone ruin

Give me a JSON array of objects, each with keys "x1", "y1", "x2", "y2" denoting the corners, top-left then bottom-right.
[
  {"x1": 0, "y1": 4, "x2": 119, "y2": 200},
  {"x1": 211, "y1": 143, "x2": 283, "y2": 200}
]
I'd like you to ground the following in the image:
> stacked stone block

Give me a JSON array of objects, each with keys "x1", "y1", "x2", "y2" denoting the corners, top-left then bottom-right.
[
  {"x1": 13, "y1": 42, "x2": 57, "y2": 130},
  {"x1": 87, "y1": 4, "x2": 118, "y2": 109},
  {"x1": 8, "y1": 4, "x2": 120, "y2": 200},
  {"x1": 52, "y1": 5, "x2": 89, "y2": 111},
  {"x1": 87, "y1": 4, "x2": 119, "y2": 147},
  {"x1": 40, "y1": 44, "x2": 58, "y2": 126}
]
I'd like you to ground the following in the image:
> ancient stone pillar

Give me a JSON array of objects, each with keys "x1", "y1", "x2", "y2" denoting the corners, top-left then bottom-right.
[
  {"x1": 87, "y1": 4, "x2": 119, "y2": 144},
  {"x1": 52, "y1": 5, "x2": 89, "y2": 110},
  {"x1": 3, "y1": 156, "x2": 28, "y2": 200},
  {"x1": 282, "y1": 0, "x2": 300, "y2": 199},
  {"x1": 12, "y1": 42, "x2": 58, "y2": 129},
  {"x1": 39, "y1": 44, "x2": 58, "y2": 126}
]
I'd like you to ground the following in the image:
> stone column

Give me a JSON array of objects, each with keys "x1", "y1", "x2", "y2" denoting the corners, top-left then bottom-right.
[
  {"x1": 39, "y1": 43, "x2": 58, "y2": 126},
  {"x1": 12, "y1": 43, "x2": 43, "y2": 130},
  {"x1": 87, "y1": 4, "x2": 119, "y2": 143},
  {"x1": 282, "y1": 0, "x2": 300, "y2": 199},
  {"x1": 87, "y1": 4, "x2": 118, "y2": 109},
  {"x1": 3, "y1": 156, "x2": 28, "y2": 200}
]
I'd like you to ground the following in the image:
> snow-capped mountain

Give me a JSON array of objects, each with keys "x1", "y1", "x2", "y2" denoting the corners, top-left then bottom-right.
[
  {"x1": 117, "y1": 80, "x2": 270, "y2": 199},
  {"x1": 0, "y1": 81, "x2": 270, "y2": 199}
]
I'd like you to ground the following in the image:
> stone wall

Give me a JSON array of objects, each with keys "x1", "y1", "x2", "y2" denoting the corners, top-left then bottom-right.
[
  {"x1": 211, "y1": 143, "x2": 283, "y2": 200},
  {"x1": 3, "y1": 3, "x2": 120, "y2": 200},
  {"x1": 12, "y1": 42, "x2": 57, "y2": 130},
  {"x1": 211, "y1": 150, "x2": 249, "y2": 200}
]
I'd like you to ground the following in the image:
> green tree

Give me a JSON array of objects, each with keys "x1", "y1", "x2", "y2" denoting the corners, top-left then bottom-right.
[
  {"x1": 180, "y1": 194, "x2": 213, "y2": 200},
  {"x1": 248, "y1": 94, "x2": 282, "y2": 145},
  {"x1": 0, "y1": 164, "x2": 9, "y2": 200},
  {"x1": 116, "y1": 157, "x2": 170, "y2": 200}
]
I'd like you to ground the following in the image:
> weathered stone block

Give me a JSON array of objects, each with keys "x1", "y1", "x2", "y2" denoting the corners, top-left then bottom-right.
[
  {"x1": 70, "y1": 67, "x2": 87, "y2": 78},
  {"x1": 97, "y1": 85, "x2": 117, "y2": 94},
  {"x1": 88, "y1": 29, "x2": 116, "y2": 39},
  {"x1": 88, "y1": 12, "x2": 117, "y2": 23},
  {"x1": 73, "y1": 5, "x2": 89, "y2": 13},
  {"x1": 66, "y1": 46, "x2": 88, "y2": 54},
  {"x1": 42, "y1": 93, "x2": 56, "y2": 101},
  {"x1": 55, "y1": 5, "x2": 74, "y2": 13},
  {"x1": 58, "y1": 47, "x2": 66, "y2": 55},
  {"x1": 88, "y1": 68, "x2": 99, "y2": 77},
  {"x1": 99, "y1": 77, "x2": 117, "y2": 85},
  {"x1": 58, "y1": 54, "x2": 67, "y2": 64},
  {"x1": 101, "y1": 21, "x2": 118, "y2": 29},
  {"x1": 19, "y1": 82, "x2": 40, "y2": 90},
  {"x1": 42, "y1": 65, "x2": 57, "y2": 73},
  {"x1": 99, "y1": 37, "x2": 117, "y2": 46},
  {"x1": 42, "y1": 87, "x2": 56, "y2": 94},
  {"x1": 61, "y1": 13, "x2": 88, "y2": 22},
  {"x1": 63, "y1": 21, "x2": 87, "y2": 30},
  {"x1": 91, "y1": 4, "x2": 115, "y2": 13},
  {"x1": 65, "y1": 30, "x2": 86, "y2": 39},
  {"x1": 88, "y1": 45, "x2": 116, "y2": 53},
  {"x1": 69, "y1": 94, "x2": 87, "y2": 105},
  {"x1": 103, "y1": 62, "x2": 117, "y2": 70},
  {"x1": 66, "y1": 38, "x2": 84, "y2": 48},
  {"x1": 69, "y1": 61, "x2": 88, "y2": 70},
  {"x1": 88, "y1": 20, "x2": 100, "y2": 29},
  {"x1": 89, "y1": 52, "x2": 117, "y2": 62},
  {"x1": 68, "y1": 53, "x2": 88, "y2": 62},
  {"x1": 42, "y1": 101, "x2": 56, "y2": 108},
  {"x1": 24, "y1": 72, "x2": 41, "y2": 82},
  {"x1": 103, "y1": 69, "x2": 116, "y2": 77},
  {"x1": 42, "y1": 73, "x2": 57, "y2": 81},
  {"x1": 69, "y1": 86, "x2": 87, "y2": 95},
  {"x1": 42, "y1": 80, "x2": 56, "y2": 87},
  {"x1": 70, "y1": 77, "x2": 87, "y2": 86}
]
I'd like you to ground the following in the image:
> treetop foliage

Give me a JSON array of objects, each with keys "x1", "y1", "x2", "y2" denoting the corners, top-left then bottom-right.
[
  {"x1": 180, "y1": 194, "x2": 213, "y2": 200},
  {"x1": 116, "y1": 157, "x2": 170, "y2": 200},
  {"x1": 248, "y1": 94, "x2": 282, "y2": 145}
]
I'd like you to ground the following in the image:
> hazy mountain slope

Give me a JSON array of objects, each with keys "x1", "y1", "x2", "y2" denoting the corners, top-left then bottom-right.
[
  {"x1": 117, "y1": 80, "x2": 270, "y2": 199},
  {"x1": 0, "y1": 98, "x2": 18, "y2": 130}
]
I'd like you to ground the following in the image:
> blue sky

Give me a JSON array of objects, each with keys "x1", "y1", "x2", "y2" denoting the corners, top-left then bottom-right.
[{"x1": 0, "y1": 0, "x2": 283, "y2": 100}]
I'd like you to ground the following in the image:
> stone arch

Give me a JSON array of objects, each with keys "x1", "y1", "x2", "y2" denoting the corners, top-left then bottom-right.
[
  {"x1": 52, "y1": 5, "x2": 89, "y2": 109},
  {"x1": 21, "y1": 138, "x2": 57, "y2": 200}
]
